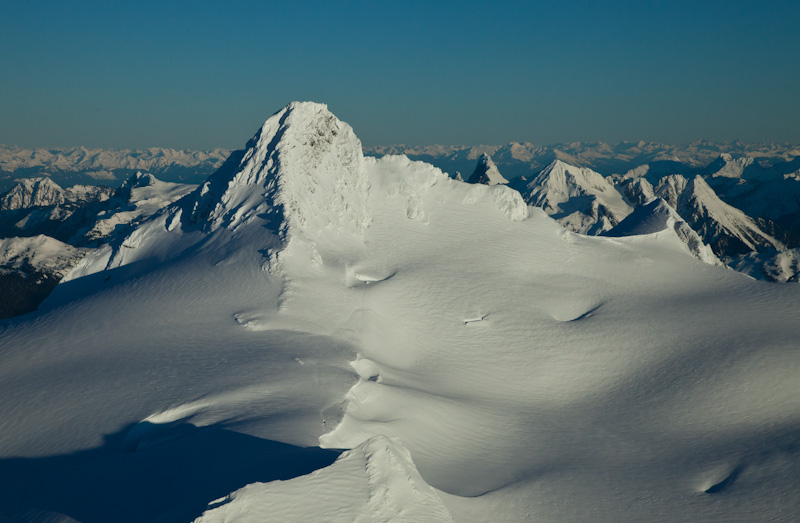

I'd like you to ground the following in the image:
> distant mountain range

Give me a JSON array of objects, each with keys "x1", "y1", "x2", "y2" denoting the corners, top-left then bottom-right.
[
  {"x1": 0, "y1": 145, "x2": 229, "y2": 192},
  {"x1": 364, "y1": 140, "x2": 800, "y2": 180}
]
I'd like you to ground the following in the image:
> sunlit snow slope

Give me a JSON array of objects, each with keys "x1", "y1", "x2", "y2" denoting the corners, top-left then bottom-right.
[{"x1": 1, "y1": 102, "x2": 799, "y2": 522}]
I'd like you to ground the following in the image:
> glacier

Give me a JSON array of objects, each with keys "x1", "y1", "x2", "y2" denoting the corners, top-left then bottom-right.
[{"x1": 0, "y1": 102, "x2": 799, "y2": 522}]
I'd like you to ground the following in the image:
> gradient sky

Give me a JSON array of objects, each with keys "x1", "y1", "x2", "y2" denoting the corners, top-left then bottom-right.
[{"x1": 1, "y1": 0, "x2": 799, "y2": 149}]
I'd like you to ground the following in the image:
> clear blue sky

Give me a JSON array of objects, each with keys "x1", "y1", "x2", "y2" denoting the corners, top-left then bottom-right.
[{"x1": 1, "y1": 0, "x2": 799, "y2": 149}]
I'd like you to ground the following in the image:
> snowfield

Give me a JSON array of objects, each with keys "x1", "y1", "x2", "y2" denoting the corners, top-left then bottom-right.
[{"x1": 1, "y1": 102, "x2": 799, "y2": 522}]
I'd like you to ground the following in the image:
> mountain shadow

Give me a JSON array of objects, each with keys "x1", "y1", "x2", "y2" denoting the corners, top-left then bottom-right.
[{"x1": 0, "y1": 423, "x2": 341, "y2": 522}]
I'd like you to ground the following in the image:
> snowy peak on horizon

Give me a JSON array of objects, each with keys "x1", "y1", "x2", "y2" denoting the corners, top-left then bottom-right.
[
  {"x1": 706, "y1": 153, "x2": 756, "y2": 179},
  {"x1": 511, "y1": 159, "x2": 632, "y2": 235},
  {"x1": 467, "y1": 153, "x2": 508, "y2": 185}
]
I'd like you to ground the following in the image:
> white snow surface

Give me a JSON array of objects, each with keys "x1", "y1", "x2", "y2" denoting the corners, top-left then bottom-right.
[
  {"x1": 195, "y1": 435, "x2": 453, "y2": 523},
  {"x1": 1, "y1": 102, "x2": 799, "y2": 522}
]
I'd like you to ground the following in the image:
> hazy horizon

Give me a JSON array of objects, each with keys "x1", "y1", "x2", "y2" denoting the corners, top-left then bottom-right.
[
  {"x1": 2, "y1": 1, "x2": 799, "y2": 149},
  {"x1": 3, "y1": 135, "x2": 800, "y2": 153}
]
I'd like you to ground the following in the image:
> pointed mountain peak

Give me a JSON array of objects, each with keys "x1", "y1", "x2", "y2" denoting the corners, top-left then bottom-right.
[
  {"x1": 685, "y1": 174, "x2": 715, "y2": 197},
  {"x1": 188, "y1": 102, "x2": 370, "y2": 238},
  {"x1": 513, "y1": 159, "x2": 632, "y2": 235},
  {"x1": 536, "y1": 159, "x2": 609, "y2": 192},
  {"x1": 545, "y1": 158, "x2": 570, "y2": 171},
  {"x1": 468, "y1": 153, "x2": 508, "y2": 185}
]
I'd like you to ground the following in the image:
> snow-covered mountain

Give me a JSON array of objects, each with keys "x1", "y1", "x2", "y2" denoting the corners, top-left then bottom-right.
[
  {"x1": 1, "y1": 102, "x2": 798, "y2": 522},
  {"x1": 701, "y1": 153, "x2": 800, "y2": 234},
  {"x1": 2, "y1": 177, "x2": 69, "y2": 210},
  {"x1": 508, "y1": 159, "x2": 632, "y2": 235},
  {"x1": 81, "y1": 172, "x2": 197, "y2": 245}
]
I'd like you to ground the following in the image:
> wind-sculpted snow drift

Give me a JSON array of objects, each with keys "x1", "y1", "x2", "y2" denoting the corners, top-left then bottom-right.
[{"x1": 1, "y1": 102, "x2": 799, "y2": 522}]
